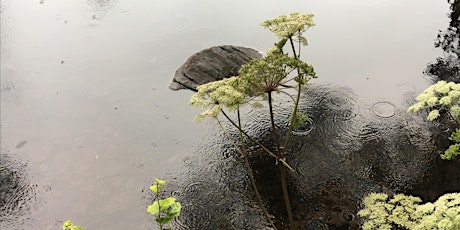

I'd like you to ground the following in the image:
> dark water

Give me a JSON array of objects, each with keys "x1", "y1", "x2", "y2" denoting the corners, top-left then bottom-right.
[{"x1": 0, "y1": 0, "x2": 454, "y2": 229}]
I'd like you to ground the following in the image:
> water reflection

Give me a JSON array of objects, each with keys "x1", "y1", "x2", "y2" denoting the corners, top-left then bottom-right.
[
  {"x1": 406, "y1": 0, "x2": 460, "y2": 202},
  {"x1": 425, "y1": 0, "x2": 460, "y2": 82}
]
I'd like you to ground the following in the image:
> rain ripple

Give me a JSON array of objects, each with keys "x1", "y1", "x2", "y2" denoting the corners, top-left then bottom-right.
[{"x1": 0, "y1": 152, "x2": 38, "y2": 230}]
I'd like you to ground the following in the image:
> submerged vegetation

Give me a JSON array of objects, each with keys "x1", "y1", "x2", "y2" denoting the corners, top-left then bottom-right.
[{"x1": 190, "y1": 12, "x2": 316, "y2": 229}]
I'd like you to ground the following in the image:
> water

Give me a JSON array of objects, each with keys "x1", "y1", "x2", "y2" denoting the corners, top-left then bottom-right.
[{"x1": 0, "y1": 0, "x2": 451, "y2": 229}]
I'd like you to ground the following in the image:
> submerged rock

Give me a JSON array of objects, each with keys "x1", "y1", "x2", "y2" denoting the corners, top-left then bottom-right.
[{"x1": 169, "y1": 45, "x2": 262, "y2": 91}]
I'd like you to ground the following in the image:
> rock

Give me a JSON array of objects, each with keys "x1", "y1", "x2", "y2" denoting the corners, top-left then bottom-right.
[{"x1": 169, "y1": 45, "x2": 262, "y2": 91}]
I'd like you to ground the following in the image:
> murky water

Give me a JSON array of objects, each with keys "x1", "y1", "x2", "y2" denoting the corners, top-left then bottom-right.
[{"x1": 0, "y1": 0, "x2": 453, "y2": 229}]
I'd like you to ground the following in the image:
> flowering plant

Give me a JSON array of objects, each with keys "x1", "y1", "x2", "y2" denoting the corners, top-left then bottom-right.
[{"x1": 408, "y1": 80, "x2": 460, "y2": 160}]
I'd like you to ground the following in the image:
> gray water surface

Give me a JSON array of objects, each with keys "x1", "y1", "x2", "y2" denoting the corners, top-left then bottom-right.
[{"x1": 0, "y1": 0, "x2": 450, "y2": 229}]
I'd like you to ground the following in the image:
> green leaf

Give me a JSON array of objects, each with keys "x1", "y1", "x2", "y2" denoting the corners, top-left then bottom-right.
[
  {"x1": 158, "y1": 197, "x2": 176, "y2": 211},
  {"x1": 150, "y1": 184, "x2": 162, "y2": 193},
  {"x1": 156, "y1": 216, "x2": 174, "y2": 225},
  {"x1": 168, "y1": 202, "x2": 182, "y2": 217},
  {"x1": 63, "y1": 220, "x2": 73, "y2": 230},
  {"x1": 147, "y1": 202, "x2": 160, "y2": 215},
  {"x1": 62, "y1": 220, "x2": 84, "y2": 230},
  {"x1": 155, "y1": 178, "x2": 166, "y2": 185}
]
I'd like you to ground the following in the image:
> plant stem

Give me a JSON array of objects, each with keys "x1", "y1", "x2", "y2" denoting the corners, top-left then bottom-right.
[
  {"x1": 282, "y1": 37, "x2": 303, "y2": 153},
  {"x1": 237, "y1": 111, "x2": 278, "y2": 230},
  {"x1": 220, "y1": 110, "x2": 295, "y2": 172},
  {"x1": 156, "y1": 184, "x2": 163, "y2": 230},
  {"x1": 280, "y1": 164, "x2": 294, "y2": 230},
  {"x1": 268, "y1": 91, "x2": 283, "y2": 157},
  {"x1": 268, "y1": 91, "x2": 294, "y2": 230}
]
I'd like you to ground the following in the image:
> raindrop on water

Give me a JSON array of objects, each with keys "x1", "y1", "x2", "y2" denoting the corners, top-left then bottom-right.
[{"x1": 371, "y1": 101, "x2": 397, "y2": 118}]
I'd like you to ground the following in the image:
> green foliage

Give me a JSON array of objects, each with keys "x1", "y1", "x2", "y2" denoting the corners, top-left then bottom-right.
[
  {"x1": 147, "y1": 179, "x2": 181, "y2": 230},
  {"x1": 408, "y1": 80, "x2": 460, "y2": 159},
  {"x1": 444, "y1": 128, "x2": 460, "y2": 160},
  {"x1": 358, "y1": 193, "x2": 460, "y2": 230},
  {"x1": 62, "y1": 220, "x2": 84, "y2": 230}
]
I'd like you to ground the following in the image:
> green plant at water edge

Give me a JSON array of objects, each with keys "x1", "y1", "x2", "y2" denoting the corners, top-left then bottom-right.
[
  {"x1": 190, "y1": 12, "x2": 316, "y2": 229},
  {"x1": 147, "y1": 178, "x2": 182, "y2": 230},
  {"x1": 63, "y1": 220, "x2": 84, "y2": 230},
  {"x1": 408, "y1": 80, "x2": 460, "y2": 160},
  {"x1": 358, "y1": 192, "x2": 460, "y2": 230}
]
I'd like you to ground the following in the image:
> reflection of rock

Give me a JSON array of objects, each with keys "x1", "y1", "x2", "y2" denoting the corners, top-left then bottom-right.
[
  {"x1": 169, "y1": 45, "x2": 262, "y2": 91},
  {"x1": 163, "y1": 83, "x2": 460, "y2": 229}
]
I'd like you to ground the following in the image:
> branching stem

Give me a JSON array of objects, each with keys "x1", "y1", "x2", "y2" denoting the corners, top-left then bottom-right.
[{"x1": 221, "y1": 110, "x2": 295, "y2": 172}]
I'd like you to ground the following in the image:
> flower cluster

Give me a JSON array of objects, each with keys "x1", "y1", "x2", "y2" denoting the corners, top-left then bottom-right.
[
  {"x1": 407, "y1": 81, "x2": 460, "y2": 121},
  {"x1": 358, "y1": 192, "x2": 460, "y2": 230},
  {"x1": 407, "y1": 81, "x2": 460, "y2": 160},
  {"x1": 190, "y1": 76, "x2": 245, "y2": 121},
  {"x1": 261, "y1": 12, "x2": 315, "y2": 45},
  {"x1": 190, "y1": 51, "x2": 316, "y2": 121}
]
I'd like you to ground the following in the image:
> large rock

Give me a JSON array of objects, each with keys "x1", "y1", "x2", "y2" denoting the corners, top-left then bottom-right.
[{"x1": 169, "y1": 45, "x2": 262, "y2": 91}]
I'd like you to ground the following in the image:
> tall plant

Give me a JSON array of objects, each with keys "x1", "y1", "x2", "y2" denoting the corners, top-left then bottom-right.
[{"x1": 190, "y1": 12, "x2": 316, "y2": 229}]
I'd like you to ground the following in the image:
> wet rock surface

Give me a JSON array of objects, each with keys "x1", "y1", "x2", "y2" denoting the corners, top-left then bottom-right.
[{"x1": 169, "y1": 45, "x2": 262, "y2": 91}]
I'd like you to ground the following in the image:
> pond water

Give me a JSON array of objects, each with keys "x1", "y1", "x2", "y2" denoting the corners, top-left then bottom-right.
[{"x1": 0, "y1": 0, "x2": 452, "y2": 229}]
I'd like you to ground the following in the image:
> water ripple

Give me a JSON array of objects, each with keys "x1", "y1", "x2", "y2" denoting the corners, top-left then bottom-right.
[
  {"x1": 0, "y1": 152, "x2": 38, "y2": 229},
  {"x1": 371, "y1": 101, "x2": 398, "y2": 118}
]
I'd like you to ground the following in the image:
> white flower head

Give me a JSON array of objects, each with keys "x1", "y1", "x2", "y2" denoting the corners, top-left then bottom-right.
[{"x1": 427, "y1": 109, "x2": 440, "y2": 121}]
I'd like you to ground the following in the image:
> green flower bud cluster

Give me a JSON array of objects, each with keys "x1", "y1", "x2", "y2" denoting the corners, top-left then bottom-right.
[{"x1": 358, "y1": 192, "x2": 460, "y2": 230}]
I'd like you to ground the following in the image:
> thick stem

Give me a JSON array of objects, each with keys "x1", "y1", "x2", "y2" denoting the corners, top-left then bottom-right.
[
  {"x1": 268, "y1": 91, "x2": 294, "y2": 229},
  {"x1": 268, "y1": 91, "x2": 283, "y2": 158},
  {"x1": 280, "y1": 165, "x2": 294, "y2": 230}
]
